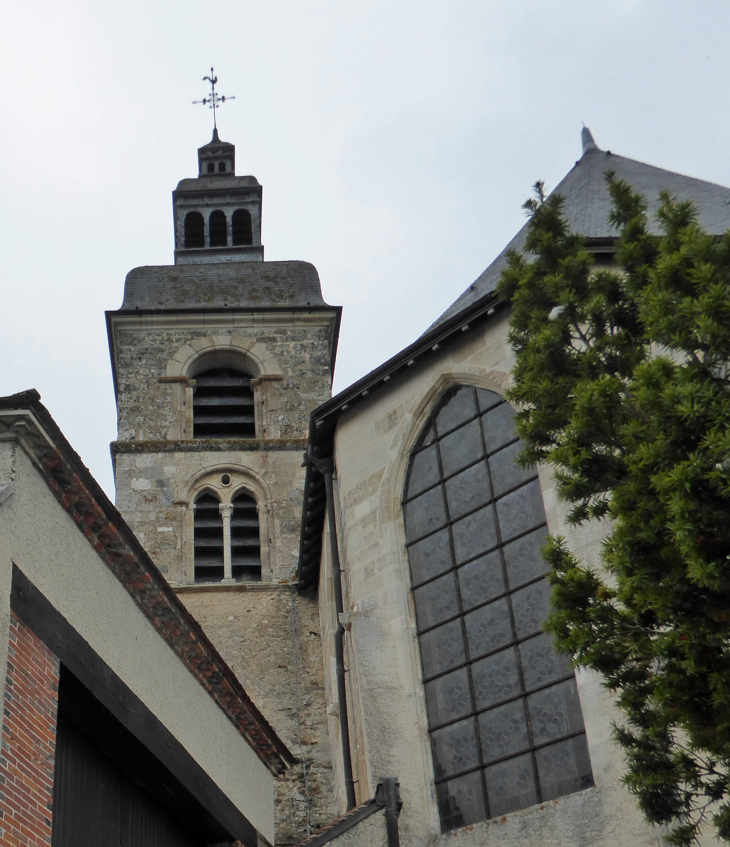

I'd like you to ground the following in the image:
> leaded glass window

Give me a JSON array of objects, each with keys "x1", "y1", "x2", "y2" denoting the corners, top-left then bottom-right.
[{"x1": 403, "y1": 386, "x2": 593, "y2": 832}]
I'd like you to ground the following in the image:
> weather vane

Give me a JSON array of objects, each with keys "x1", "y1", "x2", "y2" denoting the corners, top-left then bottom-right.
[{"x1": 192, "y1": 68, "x2": 236, "y2": 131}]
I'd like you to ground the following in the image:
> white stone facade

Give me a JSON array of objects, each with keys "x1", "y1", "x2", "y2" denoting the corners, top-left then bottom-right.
[{"x1": 315, "y1": 313, "x2": 666, "y2": 846}]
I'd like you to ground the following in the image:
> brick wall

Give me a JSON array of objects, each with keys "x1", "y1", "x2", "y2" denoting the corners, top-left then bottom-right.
[{"x1": 0, "y1": 611, "x2": 60, "y2": 847}]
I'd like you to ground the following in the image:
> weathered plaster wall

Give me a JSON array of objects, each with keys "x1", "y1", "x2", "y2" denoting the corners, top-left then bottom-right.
[
  {"x1": 0, "y1": 444, "x2": 275, "y2": 841},
  {"x1": 319, "y1": 314, "x2": 665, "y2": 847},
  {"x1": 179, "y1": 586, "x2": 335, "y2": 844}
]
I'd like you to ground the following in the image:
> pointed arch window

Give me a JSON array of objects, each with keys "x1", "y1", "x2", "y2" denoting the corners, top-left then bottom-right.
[
  {"x1": 193, "y1": 492, "x2": 223, "y2": 582},
  {"x1": 209, "y1": 210, "x2": 227, "y2": 247},
  {"x1": 232, "y1": 209, "x2": 253, "y2": 246},
  {"x1": 193, "y1": 368, "x2": 255, "y2": 438},
  {"x1": 231, "y1": 490, "x2": 261, "y2": 580},
  {"x1": 184, "y1": 212, "x2": 205, "y2": 248},
  {"x1": 403, "y1": 386, "x2": 592, "y2": 832}
]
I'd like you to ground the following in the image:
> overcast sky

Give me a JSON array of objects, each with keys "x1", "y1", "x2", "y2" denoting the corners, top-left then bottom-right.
[{"x1": 2, "y1": 0, "x2": 729, "y2": 496}]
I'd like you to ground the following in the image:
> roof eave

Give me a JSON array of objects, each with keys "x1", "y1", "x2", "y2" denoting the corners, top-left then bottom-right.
[
  {"x1": 297, "y1": 289, "x2": 505, "y2": 590},
  {"x1": 0, "y1": 390, "x2": 296, "y2": 774}
]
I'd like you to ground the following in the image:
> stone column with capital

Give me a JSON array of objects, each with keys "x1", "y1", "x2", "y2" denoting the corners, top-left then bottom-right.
[{"x1": 219, "y1": 502, "x2": 235, "y2": 582}]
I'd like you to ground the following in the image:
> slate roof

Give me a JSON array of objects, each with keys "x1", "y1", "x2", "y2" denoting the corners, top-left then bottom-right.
[
  {"x1": 175, "y1": 175, "x2": 260, "y2": 191},
  {"x1": 429, "y1": 129, "x2": 730, "y2": 331},
  {"x1": 119, "y1": 260, "x2": 328, "y2": 310}
]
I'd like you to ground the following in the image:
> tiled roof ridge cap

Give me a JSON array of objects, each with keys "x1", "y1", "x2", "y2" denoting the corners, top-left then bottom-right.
[{"x1": 0, "y1": 390, "x2": 295, "y2": 775}]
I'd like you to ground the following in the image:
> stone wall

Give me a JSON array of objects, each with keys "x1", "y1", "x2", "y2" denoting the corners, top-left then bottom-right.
[
  {"x1": 110, "y1": 311, "x2": 338, "y2": 844},
  {"x1": 178, "y1": 585, "x2": 335, "y2": 845},
  {"x1": 113, "y1": 445, "x2": 306, "y2": 583},
  {"x1": 113, "y1": 321, "x2": 334, "y2": 443}
]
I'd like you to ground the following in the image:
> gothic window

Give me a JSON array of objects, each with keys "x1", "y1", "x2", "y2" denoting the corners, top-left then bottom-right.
[
  {"x1": 192, "y1": 489, "x2": 261, "y2": 583},
  {"x1": 193, "y1": 492, "x2": 223, "y2": 582},
  {"x1": 403, "y1": 385, "x2": 593, "y2": 832},
  {"x1": 232, "y1": 209, "x2": 253, "y2": 246},
  {"x1": 207, "y1": 162, "x2": 215, "y2": 173},
  {"x1": 193, "y1": 368, "x2": 255, "y2": 438},
  {"x1": 209, "y1": 210, "x2": 228, "y2": 247},
  {"x1": 183, "y1": 212, "x2": 205, "y2": 248},
  {"x1": 230, "y1": 490, "x2": 261, "y2": 580},
  {"x1": 218, "y1": 161, "x2": 227, "y2": 173}
]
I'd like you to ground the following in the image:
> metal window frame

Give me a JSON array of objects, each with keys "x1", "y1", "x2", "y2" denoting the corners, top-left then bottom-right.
[{"x1": 403, "y1": 386, "x2": 593, "y2": 828}]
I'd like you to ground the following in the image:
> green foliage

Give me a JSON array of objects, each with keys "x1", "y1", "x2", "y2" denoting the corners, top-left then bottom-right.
[{"x1": 497, "y1": 176, "x2": 730, "y2": 845}]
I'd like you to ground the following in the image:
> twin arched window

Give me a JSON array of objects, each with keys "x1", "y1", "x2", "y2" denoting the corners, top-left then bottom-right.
[
  {"x1": 182, "y1": 209, "x2": 253, "y2": 249},
  {"x1": 193, "y1": 488, "x2": 261, "y2": 583},
  {"x1": 193, "y1": 367, "x2": 255, "y2": 439},
  {"x1": 403, "y1": 386, "x2": 592, "y2": 831}
]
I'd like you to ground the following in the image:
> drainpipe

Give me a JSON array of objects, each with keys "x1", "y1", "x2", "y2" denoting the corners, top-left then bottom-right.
[
  {"x1": 376, "y1": 778, "x2": 402, "y2": 847},
  {"x1": 311, "y1": 455, "x2": 357, "y2": 810}
]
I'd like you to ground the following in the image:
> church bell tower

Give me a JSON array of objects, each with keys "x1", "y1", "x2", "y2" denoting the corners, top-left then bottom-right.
[
  {"x1": 106, "y1": 128, "x2": 339, "y2": 840},
  {"x1": 173, "y1": 129, "x2": 264, "y2": 264}
]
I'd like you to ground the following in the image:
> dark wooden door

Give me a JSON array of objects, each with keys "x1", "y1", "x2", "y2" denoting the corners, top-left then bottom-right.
[{"x1": 53, "y1": 715, "x2": 199, "y2": 847}]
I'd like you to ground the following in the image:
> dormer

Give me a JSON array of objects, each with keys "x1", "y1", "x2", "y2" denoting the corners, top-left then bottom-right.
[{"x1": 172, "y1": 131, "x2": 264, "y2": 264}]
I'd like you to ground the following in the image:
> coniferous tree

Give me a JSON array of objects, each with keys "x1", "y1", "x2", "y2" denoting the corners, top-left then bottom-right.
[{"x1": 497, "y1": 175, "x2": 730, "y2": 846}]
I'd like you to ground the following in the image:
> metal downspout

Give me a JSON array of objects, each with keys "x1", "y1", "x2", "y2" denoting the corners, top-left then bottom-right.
[
  {"x1": 313, "y1": 456, "x2": 357, "y2": 810},
  {"x1": 376, "y1": 778, "x2": 402, "y2": 847}
]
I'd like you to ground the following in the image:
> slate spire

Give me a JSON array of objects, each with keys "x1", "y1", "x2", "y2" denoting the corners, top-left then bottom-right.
[{"x1": 582, "y1": 126, "x2": 599, "y2": 154}]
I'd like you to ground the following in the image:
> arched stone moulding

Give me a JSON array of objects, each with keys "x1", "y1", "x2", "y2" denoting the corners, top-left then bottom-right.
[
  {"x1": 383, "y1": 369, "x2": 511, "y2": 529},
  {"x1": 181, "y1": 463, "x2": 276, "y2": 583},
  {"x1": 167, "y1": 334, "x2": 283, "y2": 380},
  {"x1": 166, "y1": 335, "x2": 283, "y2": 439}
]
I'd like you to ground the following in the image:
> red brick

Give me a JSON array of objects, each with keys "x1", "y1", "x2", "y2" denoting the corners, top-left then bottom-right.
[{"x1": 0, "y1": 614, "x2": 58, "y2": 847}]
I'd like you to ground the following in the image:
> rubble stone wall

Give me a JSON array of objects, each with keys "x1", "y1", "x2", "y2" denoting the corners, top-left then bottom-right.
[{"x1": 178, "y1": 585, "x2": 335, "y2": 845}]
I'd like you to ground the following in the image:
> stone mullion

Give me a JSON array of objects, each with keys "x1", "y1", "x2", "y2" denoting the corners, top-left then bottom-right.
[{"x1": 219, "y1": 502, "x2": 234, "y2": 582}]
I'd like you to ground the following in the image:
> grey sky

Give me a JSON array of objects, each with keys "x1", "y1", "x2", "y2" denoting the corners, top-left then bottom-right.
[{"x1": 2, "y1": 0, "x2": 729, "y2": 496}]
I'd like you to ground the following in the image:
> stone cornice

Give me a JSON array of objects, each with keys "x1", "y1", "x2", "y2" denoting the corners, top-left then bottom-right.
[{"x1": 112, "y1": 438, "x2": 308, "y2": 454}]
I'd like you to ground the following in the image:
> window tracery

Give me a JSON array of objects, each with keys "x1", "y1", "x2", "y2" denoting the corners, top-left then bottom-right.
[{"x1": 192, "y1": 486, "x2": 261, "y2": 583}]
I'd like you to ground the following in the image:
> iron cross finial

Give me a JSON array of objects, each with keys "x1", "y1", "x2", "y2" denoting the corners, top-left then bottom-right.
[{"x1": 192, "y1": 67, "x2": 236, "y2": 130}]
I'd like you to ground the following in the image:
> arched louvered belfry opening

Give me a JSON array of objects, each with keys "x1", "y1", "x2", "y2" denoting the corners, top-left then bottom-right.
[
  {"x1": 183, "y1": 212, "x2": 205, "y2": 248},
  {"x1": 193, "y1": 368, "x2": 255, "y2": 438},
  {"x1": 218, "y1": 161, "x2": 227, "y2": 172},
  {"x1": 206, "y1": 162, "x2": 215, "y2": 173},
  {"x1": 402, "y1": 385, "x2": 592, "y2": 832},
  {"x1": 193, "y1": 492, "x2": 223, "y2": 583},
  {"x1": 231, "y1": 490, "x2": 261, "y2": 581},
  {"x1": 231, "y1": 209, "x2": 253, "y2": 246},
  {"x1": 209, "y1": 210, "x2": 227, "y2": 247}
]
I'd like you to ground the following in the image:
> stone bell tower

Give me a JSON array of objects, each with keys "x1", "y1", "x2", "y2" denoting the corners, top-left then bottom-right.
[
  {"x1": 173, "y1": 129, "x2": 264, "y2": 264},
  {"x1": 106, "y1": 131, "x2": 340, "y2": 842}
]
